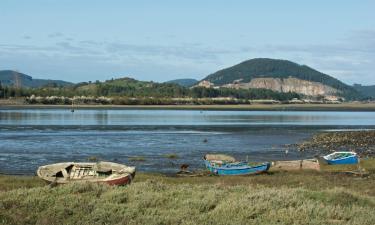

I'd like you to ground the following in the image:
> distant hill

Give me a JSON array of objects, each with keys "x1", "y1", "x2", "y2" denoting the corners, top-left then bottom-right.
[
  {"x1": 72, "y1": 77, "x2": 189, "y2": 98},
  {"x1": 353, "y1": 84, "x2": 375, "y2": 98},
  {"x1": 201, "y1": 58, "x2": 361, "y2": 100},
  {"x1": 0, "y1": 70, "x2": 73, "y2": 88},
  {"x1": 165, "y1": 78, "x2": 198, "y2": 87}
]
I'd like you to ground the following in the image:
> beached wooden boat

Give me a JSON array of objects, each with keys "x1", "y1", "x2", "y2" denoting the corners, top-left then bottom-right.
[
  {"x1": 204, "y1": 154, "x2": 270, "y2": 175},
  {"x1": 323, "y1": 151, "x2": 358, "y2": 165},
  {"x1": 271, "y1": 159, "x2": 320, "y2": 171},
  {"x1": 37, "y1": 161, "x2": 136, "y2": 185}
]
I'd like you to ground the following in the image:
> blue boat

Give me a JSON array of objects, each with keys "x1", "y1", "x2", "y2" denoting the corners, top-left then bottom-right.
[
  {"x1": 204, "y1": 154, "x2": 271, "y2": 176},
  {"x1": 323, "y1": 151, "x2": 358, "y2": 165}
]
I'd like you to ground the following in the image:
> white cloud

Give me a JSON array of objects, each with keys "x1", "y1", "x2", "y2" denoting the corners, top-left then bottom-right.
[{"x1": 1, "y1": 30, "x2": 375, "y2": 84}]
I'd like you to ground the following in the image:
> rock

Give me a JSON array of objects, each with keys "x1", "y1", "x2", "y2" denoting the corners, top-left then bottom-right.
[{"x1": 296, "y1": 131, "x2": 375, "y2": 157}]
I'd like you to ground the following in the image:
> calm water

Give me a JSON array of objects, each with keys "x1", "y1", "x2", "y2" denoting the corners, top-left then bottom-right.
[{"x1": 1, "y1": 109, "x2": 375, "y2": 175}]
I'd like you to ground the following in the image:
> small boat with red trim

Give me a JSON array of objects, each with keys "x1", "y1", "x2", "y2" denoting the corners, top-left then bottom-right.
[{"x1": 37, "y1": 161, "x2": 136, "y2": 186}]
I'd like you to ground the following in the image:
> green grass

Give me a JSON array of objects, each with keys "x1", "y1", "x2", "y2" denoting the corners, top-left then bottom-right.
[
  {"x1": 128, "y1": 156, "x2": 146, "y2": 162},
  {"x1": 0, "y1": 159, "x2": 374, "y2": 225},
  {"x1": 87, "y1": 156, "x2": 98, "y2": 162},
  {"x1": 0, "y1": 175, "x2": 44, "y2": 192},
  {"x1": 1, "y1": 173, "x2": 374, "y2": 225},
  {"x1": 164, "y1": 153, "x2": 179, "y2": 159}
]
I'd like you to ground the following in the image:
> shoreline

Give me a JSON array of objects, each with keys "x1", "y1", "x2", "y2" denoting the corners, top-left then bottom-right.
[
  {"x1": 1, "y1": 165, "x2": 375, "y2": 224},
  {"x1": 2, "y1": 103, "x2": 375, "y2": 111},
  {"x1": 1, "y1": 160, "x2": 374, "y2": 224}
]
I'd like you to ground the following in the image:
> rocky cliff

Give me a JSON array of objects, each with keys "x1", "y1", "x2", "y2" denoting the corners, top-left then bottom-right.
[
  {"x1": 221, "y1": 77, "x2": 340, "y2": 96},
  {"x1": 201, "y1": 58, "x2": 361, "y2": 100}
]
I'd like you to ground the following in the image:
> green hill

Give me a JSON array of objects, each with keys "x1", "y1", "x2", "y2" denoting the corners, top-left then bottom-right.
[
  {"x1": 0, "y1": 70, "x2": 73, "y2": 88},
  {"x1": 203, "y1": 58, "x2": 361, "y2": 100},
  {"x1": 53, "y1": 77, "x2": 189, "y2": 98},
  {"x1": 165, "y1": 78, "x2": 198, "y2": 87},
  {"x1": 353, "y1": 84, "x2": 375, "y2": 99}
]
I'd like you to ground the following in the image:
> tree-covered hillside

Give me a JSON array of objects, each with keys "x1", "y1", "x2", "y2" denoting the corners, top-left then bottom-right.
[
  {"x1": 0, "y1": 76, "x2": 301, "y2": 103},
  {"x1": 203, "y1": 58, "x2": 361, "y2": 99},
  {"x1": 33, "y1": 77, "x2": 299, "y2": 100},
  {"x1": 165, "y1": 78, "x2": 198, "y2": 87},
  {"x1": 353, "y1": 84, "x2": 375, "y2": 99},
  {"x1": 0, "y1": 70, "x2": 73, "y2": 88}
]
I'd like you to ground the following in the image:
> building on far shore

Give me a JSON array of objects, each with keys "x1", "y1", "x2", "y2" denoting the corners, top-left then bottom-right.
[{"x1": 195, "y1": 80, "x2": 214, "y2": 88}]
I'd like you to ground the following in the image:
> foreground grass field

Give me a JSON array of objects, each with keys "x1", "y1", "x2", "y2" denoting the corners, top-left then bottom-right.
[{"x1": 1, "y1": 160, "x2": 375, "y2": 225}]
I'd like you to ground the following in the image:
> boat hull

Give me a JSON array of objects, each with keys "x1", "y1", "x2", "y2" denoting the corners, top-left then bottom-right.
[
  {"x1": 323, "y1": 152, "x2": 359, "y2": 165},
  {"x1": 37, "y1": 162, "x2": 135, "y2": 186},
  {"x1": 325, "y1": 156, "x2": 358, "y2": 165},
  {"x1": 102, "y1": 173, "x2": 134, "y2": 186},
  {"x1": 205, "y1": 161, "x2": 270, "y2": 176}
]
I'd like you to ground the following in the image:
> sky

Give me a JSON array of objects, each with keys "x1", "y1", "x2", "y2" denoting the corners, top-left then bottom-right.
[{"x1": 0, "y1": 0, "x2": 375, "y2": 85}]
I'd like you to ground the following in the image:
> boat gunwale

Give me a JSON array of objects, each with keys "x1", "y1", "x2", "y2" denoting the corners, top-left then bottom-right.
[
  {"x1": 204, "y1": 160, "x2": 270, "y2": 170},
  {"x1": 323, "y1": 152, "x2": 358, "y2": 161}
]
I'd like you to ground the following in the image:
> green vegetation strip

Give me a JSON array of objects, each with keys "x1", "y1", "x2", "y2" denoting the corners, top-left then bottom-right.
[
  {"x1": 128, "y1": 156, "x2": 146, "y2": 162},
  {"x1": 1, "y1": 165, "x2": 375, "y2": 225},
  {"x1": 164, "y1": 154, "x2": 178, "y2": 159},
  {"x1": 3, "y1": 103, "x2": 375, "y2": 111}
]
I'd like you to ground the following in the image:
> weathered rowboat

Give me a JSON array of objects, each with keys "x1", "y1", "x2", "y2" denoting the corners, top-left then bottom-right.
[
  {"x1": 204, "y1": 154, "x2": 270, "y2": 175},
  {"x1": 323, "y1": 151, "x2": 358, "y2": 165},
  {"x1": 271, "y1": 159, "x2": 320, "y2": 171},
  {"x1": 37, "y1": 161, "x2": 136, "y2": 185}
]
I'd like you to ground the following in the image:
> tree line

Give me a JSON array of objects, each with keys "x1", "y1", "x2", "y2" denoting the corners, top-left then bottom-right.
[{"x1": 0, "y1": 79, "x2": 302, "y2": 104}]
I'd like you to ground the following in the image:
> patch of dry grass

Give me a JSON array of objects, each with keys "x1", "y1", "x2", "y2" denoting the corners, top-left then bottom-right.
[
  {"x1": 164, "y1": 153, "x2": 179, "y2": 159},
  {"x1": 128, "y1": 156, "x2": 146, "y2": 162},
  {"x1": 0, "y1": 158, "x2": 374, "y2": 225},
  {"x1": 1, "y1": 178, "x2": 374, "y2": 225},
  {"x1": 0, "y1": 175, "x2": 44, "y2": 192}
]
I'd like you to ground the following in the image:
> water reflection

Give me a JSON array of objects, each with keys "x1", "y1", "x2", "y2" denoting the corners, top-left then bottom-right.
[
  {"x1": 0, "y1": 109, "x2": 375, "y2": 175},
  {"x1": 0, "y1": 109, "x2": 374, "y2": 126}
]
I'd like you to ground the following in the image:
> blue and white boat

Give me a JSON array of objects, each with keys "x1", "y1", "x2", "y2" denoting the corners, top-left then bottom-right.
[
  {"x1": 204, "y1": 154, "x2": 271, "y2": 176},
  {"x1": 323, "y1": 151, "x2": 358, "y2": 165}
]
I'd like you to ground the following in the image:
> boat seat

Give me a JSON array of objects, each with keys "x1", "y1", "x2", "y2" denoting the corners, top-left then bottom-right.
[
  {"x1": 97, "y1": 168, "x2": 112, "y2": 173},
  {"x1": 97, "y1": 168, "x2": 112, "y2": 175},
  {"x1": 61, "y1": 168, "x2": 69, "y2": 179}
]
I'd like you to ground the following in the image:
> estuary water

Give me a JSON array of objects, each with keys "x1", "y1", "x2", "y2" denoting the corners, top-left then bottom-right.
[{"x1": 1, "y1": 109, "x2": 375, "y2": 175}]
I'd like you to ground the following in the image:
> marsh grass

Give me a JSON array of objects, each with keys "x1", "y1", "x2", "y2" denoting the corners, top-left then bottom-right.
[
  {"x1": 164, "y1": 153, "x2": 179, "y2": 159},
  {"x1": 0, "y1": 159, "x2": 374, "y2": 225},
  {"x1": 0, "y1": 175, "x2": 44, "y2": 192},
  {"x1": 1, "y1": 175, "x2": 374, "y2": 225},
  {"x1": 128, "y1": 156, "x2": 146, "y2": 162},
  {"x1": 87, "y1": 156, "x2": 98, "y2": 162}
]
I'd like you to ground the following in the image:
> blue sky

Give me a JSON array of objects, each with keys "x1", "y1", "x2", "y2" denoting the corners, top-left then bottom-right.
[{"x1": 1, "y1": 0, "x2": 374, "y2": 84}]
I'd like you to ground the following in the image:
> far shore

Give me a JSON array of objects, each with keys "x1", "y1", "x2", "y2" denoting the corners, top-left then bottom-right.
[{"x1": 1, "y1": 102, "x2": 375, "y2": 111}]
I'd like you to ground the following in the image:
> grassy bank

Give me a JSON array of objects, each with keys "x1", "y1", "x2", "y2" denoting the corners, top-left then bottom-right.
[
  {"x1": 2, "y1": 102, "x2": 375, "y2": 111},
  {"x1": 1, "y1": 160, "x2": 375, "y2": 225}
]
